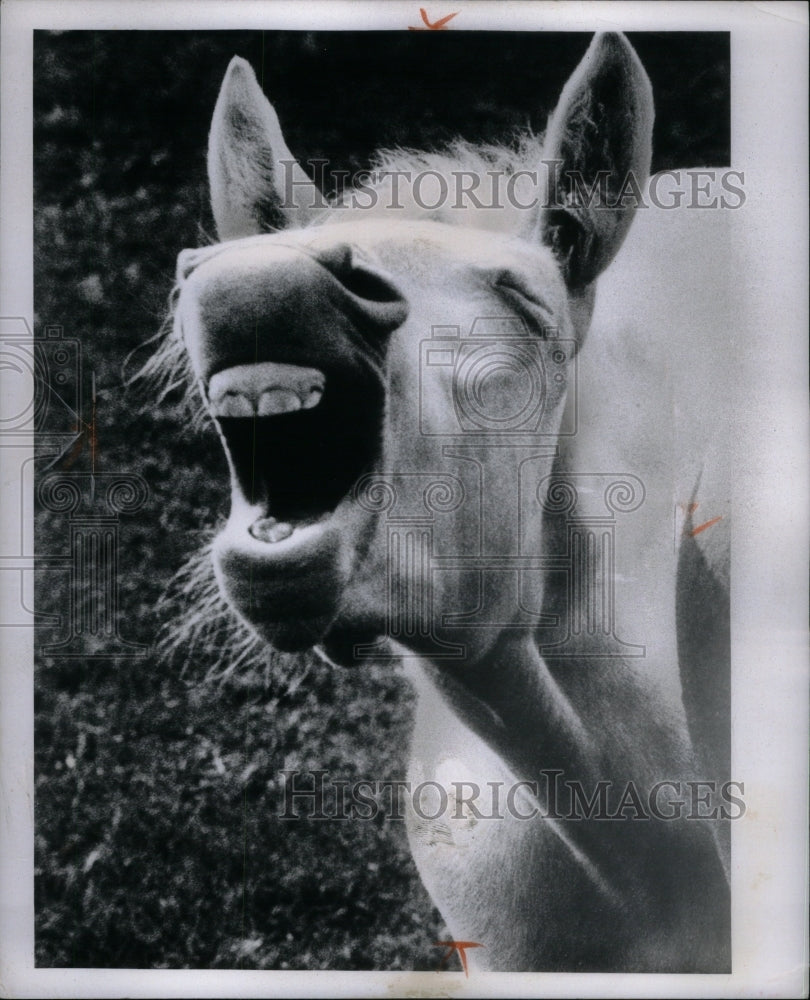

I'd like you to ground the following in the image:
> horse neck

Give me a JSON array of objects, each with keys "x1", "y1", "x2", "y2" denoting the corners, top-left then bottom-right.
[{"x1": 417, "y1": 627, "x2": 696, "y2": 802}]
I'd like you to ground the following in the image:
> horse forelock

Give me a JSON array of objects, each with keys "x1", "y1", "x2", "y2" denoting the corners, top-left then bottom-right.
[{"x1": 315, "y1": 132, "x2": 547, "y2": 231}]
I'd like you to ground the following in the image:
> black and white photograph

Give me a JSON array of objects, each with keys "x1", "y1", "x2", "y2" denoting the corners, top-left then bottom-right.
[{"x1": 1, "y1": 1, "x2": 807, "y2": 996}]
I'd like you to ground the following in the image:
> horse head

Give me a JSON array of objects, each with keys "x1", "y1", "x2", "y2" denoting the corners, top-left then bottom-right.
[{"x1": 175, "y1": 33, "x2": 651, "y2": 662}]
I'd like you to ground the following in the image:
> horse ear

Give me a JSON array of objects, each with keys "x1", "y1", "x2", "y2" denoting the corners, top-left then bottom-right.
[
  {"x1": 538, "y1": 33, "x2": 654, "y2": 288},
  {"x1": 207, "y1": 57, "x2": 326, "y2": 240}
]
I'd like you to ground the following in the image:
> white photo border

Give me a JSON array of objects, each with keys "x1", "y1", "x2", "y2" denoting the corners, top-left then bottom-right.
[{"x1": 1, "y1": 2, "x2": 807, "y2": 997}]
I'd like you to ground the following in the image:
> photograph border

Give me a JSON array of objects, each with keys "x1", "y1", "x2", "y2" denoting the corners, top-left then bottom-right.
[{"x1": 2, "y1": 2, "x2": 808, "y2": 997}]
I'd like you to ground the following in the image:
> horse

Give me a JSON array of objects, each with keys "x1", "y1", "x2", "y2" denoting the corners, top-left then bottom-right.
[{"x1": 166, "y1": 33, "x2": 733, "y2": 971}]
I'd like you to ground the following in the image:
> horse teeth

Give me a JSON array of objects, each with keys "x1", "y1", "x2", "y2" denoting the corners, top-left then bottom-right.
[
  {"x1": 207, "y1": 363, "x2": 326, "y2": 418},
  {"x1": 258, "y1": 388, "x2": 303, "y2": 416},
  {"x1": 249, "y1": 517, "x2": 294, "y2": 543},
  {"x1": 302, "y1": 386, "x2": 324, "y2": 409},
  {"x1": 212, "y1": 392, "x2": 254, "y2": 418}
]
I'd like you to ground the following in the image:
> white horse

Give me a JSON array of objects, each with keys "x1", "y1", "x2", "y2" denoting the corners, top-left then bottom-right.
[{"x1": 170, "y1": 33, "x2": 732, "y2": 971}]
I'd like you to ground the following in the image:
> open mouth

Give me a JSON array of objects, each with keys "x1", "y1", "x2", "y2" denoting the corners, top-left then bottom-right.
[{"x1": 208, "y1": 361, "x2": 383, "y2": 541}]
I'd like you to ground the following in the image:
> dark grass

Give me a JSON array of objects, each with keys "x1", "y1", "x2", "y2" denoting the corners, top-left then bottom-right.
[
  {"x1": 33, "y1": 30, "x2": 729, "y2": 970},
  {"x1": 35, "y1": 654, "x2": 444, "y2": 969}
]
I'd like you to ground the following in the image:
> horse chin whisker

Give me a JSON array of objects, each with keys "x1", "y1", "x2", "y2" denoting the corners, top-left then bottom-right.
[
  {"x1": 131, "y1": 290, "x2": 211, "y2": 430},
  {"x1": 154, "y1": 538, "x2": 310, "y2": 692}
]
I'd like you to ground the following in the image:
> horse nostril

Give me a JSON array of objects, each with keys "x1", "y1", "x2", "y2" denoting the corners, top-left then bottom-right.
[
  {"x1": 317, "y1": 243, "x2": 409, "y2": 332},
  {"x1": 341, "y1": 264, "x2": 403, "y2": 304}
]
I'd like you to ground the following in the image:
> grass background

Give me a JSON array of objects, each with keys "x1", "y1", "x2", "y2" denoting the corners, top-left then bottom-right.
[{"x1": 33, "y1": 29, "x2": 729, "y2": 970}]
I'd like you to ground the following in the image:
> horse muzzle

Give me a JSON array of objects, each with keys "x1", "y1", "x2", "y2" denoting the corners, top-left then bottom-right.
[{"x1": 176, "y1": 236, "x2": 408, "y2": 648}]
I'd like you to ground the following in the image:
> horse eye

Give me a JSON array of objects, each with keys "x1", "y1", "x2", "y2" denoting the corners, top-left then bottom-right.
[{"x1": 494, "y1": 273, "x2": 552, "y2": 322}]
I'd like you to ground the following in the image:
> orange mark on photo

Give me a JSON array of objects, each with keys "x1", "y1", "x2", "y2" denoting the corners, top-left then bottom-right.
[
  {"x1": 409, "y1": 9, "x2": 459, "y2": 30},
  {"x1": 433, "y1": 939, "x2": 483, "y2": 976},
  {"x1": 678, "y1": 501, "x2": 722, "y2": 538},
  {"x1": 690, "y1": 515, "x2": 723, "y2": 537},
  {"x1": 61, "y1": 404, "x2": 97, "y2": 471}
]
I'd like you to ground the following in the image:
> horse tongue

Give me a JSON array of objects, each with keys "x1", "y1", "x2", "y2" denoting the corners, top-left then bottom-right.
[{"x1": 249, "y1": 517, "x2": 294, "y2": 543}]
